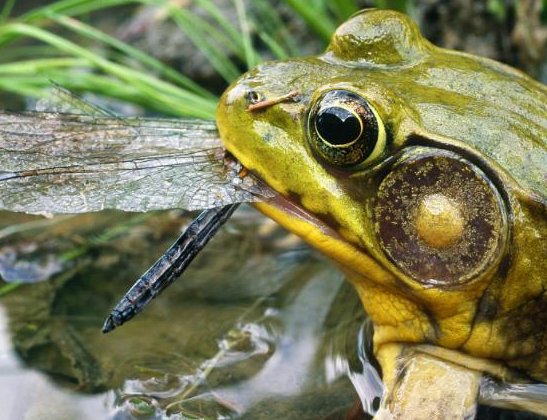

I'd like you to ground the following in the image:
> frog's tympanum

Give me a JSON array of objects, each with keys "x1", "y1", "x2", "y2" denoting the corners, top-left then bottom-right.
[{"x1": 217, "y1": 9, "x2": 547, "y2": 420}]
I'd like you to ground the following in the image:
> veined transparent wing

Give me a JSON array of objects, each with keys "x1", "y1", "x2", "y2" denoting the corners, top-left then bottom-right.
[{"x1": 0, "y1": 111, "x2": 272, "y2": 215}]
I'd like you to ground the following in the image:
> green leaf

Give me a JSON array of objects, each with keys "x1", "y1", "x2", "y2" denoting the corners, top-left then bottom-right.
[
  {"x1": 280, "y1": 0, "x2": 336, "y2": 41},
  {"x1": 0, "y1": 282, "x2": 23, "y2": 297}
]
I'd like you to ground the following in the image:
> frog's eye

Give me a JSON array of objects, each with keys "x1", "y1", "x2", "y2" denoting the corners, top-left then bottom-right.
[{"x1": 308, "y1": 90, "x2": 386, "y2": 168}]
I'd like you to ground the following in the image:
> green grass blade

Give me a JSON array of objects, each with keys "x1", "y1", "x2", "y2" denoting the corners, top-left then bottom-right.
[
  {"x1": 0, "y1": 0, "x2": 137, "y2": 48},
  {"x1": 0, "y1": 57, "x2": 88, "y2": 74},
  {"x1": 191, "y1": 0, "x2": 247, "y2": 53},
  {"x1": 0, "y1": 0, "x2": 243, "y2": 85},
  {"x1": 20, "y1": 0, "x2": 136, "y2": 23},
  {"x1": 0, "y1": 72, "x2": 194, "y2": 117},
  {"x1": 374, "y1": 0, "x2": 410, "y2": 12},
  {"x1": 250, "y1": 0, "x2": 298, "y2": 57},
  {"x1": 159, "y1": 1, "x2": 244, "y2": 59},
  {"x1": 161, "y1": 3, "x2": 241, "y2": 82},
  {"x1": 0, "y1": 23, "x2": 217, "y2": 118},
  {"x1": 0, "y1": 45, "x2": 69, "y2": 62},
  {"x1": 0, "y1": 0, "x2": 16, "y2": 23},
  {"x1": 233, "y1": 0, "x2": 260, "y2": 69},
  {"x1": 329, "y1": 0, "x2": 359, "y2": 21},
  {"x1": 0, "y1": 77, "x2": 46, "y2": 97},
  {"x1": 257, "y1": 30, "x2": 288, "y2": 60},
  {"x1": 0, "y1": 282, "x2": 23, "y2": 298},
  {"x1": 47, "y1": 12, "x2": 215, "y2": 98},
  {"x1": 279, "y1": 0, "x2": 336, "y2": 41}
]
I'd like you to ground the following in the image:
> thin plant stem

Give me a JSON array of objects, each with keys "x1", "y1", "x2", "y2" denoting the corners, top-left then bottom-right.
[{"x1": 0, "y1": 0, "x2": 16, "y2": 24}]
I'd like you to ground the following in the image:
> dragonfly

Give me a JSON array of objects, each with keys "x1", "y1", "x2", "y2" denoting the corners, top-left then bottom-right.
[{"x1": 0, "y1": 91, "x2": 274, "y2": 333}]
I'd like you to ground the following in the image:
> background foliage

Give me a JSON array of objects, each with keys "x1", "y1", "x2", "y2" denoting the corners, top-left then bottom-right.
[{"x1": 0, "y1": 0, "x2": 545, "y2": 119}]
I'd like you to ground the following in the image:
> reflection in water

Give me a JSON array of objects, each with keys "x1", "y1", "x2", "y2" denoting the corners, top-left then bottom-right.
[
  {"x1": 0, "y1": 209, "x2": 381, "y2": 420},
  {"x1": 0, "y1": 242, "x2": 64, "y2": 284},
  {"x1": 480, "y1": 377, "x2": 547, "y2": 416},
  {"x1": 216, "y1": 269, "x2": 344, "y2": 411},
  {"x1": 0, "y1": 306, "x2": 108, "y2": 420},
  {"x1": 325, "y1": 324, "x2": 383, "y2": 415}
]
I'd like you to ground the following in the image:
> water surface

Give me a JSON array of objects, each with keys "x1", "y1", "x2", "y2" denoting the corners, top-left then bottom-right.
[{"x1": 0, "y1": 207, "x2": 381, "y2": 420}]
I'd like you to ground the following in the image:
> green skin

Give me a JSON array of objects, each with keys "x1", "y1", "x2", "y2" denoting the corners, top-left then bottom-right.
[{"x1": 217, "y1": 9, "x2": 547, "y2": 418}]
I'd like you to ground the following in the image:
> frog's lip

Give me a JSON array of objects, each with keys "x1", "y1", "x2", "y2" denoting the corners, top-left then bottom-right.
[
  {"x1": 261, "y1": 191, "x2": 344, "y2": 240},
  {"x1": 252, "y1": 182, "x2": 344, "y2": 241},
  {"x1": 251, "y1": 186, "x2": 387, "y2": 282}
]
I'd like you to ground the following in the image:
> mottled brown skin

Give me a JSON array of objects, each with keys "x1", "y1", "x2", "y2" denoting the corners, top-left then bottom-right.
[{"x1": 217, "y1": 8, "x2": 547, "y2": 418}]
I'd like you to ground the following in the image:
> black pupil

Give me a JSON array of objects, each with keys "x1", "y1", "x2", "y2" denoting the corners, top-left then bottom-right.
[{"x1": 316, "y1": 107, "x2": 362, "y2": 145}]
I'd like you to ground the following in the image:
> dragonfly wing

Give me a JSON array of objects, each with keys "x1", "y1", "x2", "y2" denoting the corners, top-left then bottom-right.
[{"x1": 0, "y1": 111, "x2": 271, "y2": 215}]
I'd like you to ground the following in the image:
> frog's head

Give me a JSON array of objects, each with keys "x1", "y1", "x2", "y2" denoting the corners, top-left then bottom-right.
[{"x1": 217, "y1": 9, "x2": 547, "y2": 384}]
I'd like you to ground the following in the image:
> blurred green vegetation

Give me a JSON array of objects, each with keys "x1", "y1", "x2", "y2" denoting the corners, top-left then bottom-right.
[
  {"x1": 1, "y1": 0, "x2": 546, "y2": 119},
  {"x1": 0, "y1": 0, "x2": 414, "y2": 119}
]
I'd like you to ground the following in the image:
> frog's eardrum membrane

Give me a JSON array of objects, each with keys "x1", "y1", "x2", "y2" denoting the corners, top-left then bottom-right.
[
  {"x1": 374, "y1": 149, "x2": 509, "y2": 286},
  {"x1": 308, "y1": 89, "x2": 386, "y2": 168}
]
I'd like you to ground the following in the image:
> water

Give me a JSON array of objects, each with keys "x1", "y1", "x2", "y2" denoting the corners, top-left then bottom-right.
[
  {"x1": 0, "y1": 207, "x2": 382, "y2": 420},
  {"x1": 2, "y1": 208, "x2": 547, "y2": 420}
]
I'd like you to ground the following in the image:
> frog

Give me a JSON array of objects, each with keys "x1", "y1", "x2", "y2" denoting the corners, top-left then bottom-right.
[{"x1": 216, "y1": 8, "x2": 547, "y2": 420}]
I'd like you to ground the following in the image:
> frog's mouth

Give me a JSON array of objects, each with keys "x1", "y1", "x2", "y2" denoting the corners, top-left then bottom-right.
[
  {"x1": 260, "y1": 191, "x2": 343, "y2": 239},
  {"x1": 251, "y1": 185, "x2": 389, "y2": 283}
]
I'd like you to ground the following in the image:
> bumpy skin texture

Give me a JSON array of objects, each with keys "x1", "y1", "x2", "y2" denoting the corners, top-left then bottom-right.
[{"x1": 217, "y1": 8, "x2": 547, "y2": 387}]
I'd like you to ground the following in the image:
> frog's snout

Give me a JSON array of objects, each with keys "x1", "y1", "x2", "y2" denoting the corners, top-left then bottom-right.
[
  {"x1": 216, "y1": 81, "x2": 250, "y2": 157},
  {"x1": 218, "y1": 81, "x2": 248, "y2": 112}
]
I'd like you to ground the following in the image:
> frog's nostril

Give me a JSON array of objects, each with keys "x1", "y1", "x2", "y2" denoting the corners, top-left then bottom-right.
[{"x1": 246, "y1": 90, "x2": 264, "y2": 105}]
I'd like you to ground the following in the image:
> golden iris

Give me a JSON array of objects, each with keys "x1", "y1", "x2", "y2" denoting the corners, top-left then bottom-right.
[{"x1": 308, "y1": 89, "x2": 386, "y2": 168}]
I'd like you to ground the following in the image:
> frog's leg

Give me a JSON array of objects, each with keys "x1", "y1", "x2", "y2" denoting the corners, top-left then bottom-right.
[{"x1": 373, "y1": 344, "x2": 481, "y2": 420}]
